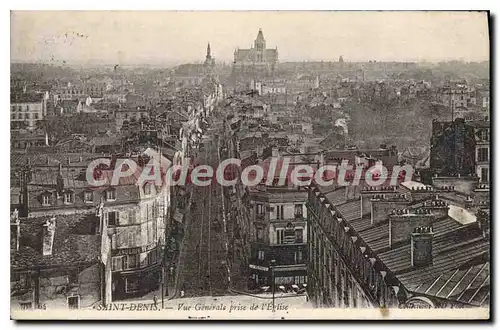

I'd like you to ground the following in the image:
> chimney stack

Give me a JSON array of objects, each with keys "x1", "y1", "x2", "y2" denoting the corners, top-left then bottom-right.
[
  {"x1": 411, "y1": 226, "x2": 434, "y2": 267},
  {"x1": 389, "y1": 208, "x2": 435, "y2": 247},
  {"x1": 42, "y1": 218, "x2": 56, "y2": 256},
  {"x1": 409, "y1": 186, "x2": 436, "y2": 202},
  {"x1": 10, "y1": 210, "x2": 20, "y2": 251},
  {"x1": 422, "y1": 196, "x2": 449, "y2": 218},
  {"x1": 361, "y1": 186, "x2": 399, "y2": 216},
  {"x1": 476, "y1": 209, "x2": 490, "y2": 238},
  {"x1": 370, "y1": 193, "x2": 410, "y2": 225}
]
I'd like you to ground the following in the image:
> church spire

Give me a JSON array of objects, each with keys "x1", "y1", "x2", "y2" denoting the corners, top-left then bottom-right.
[
  {"x1": 256, "y1": 28, "x2": 264, "y2": 41},
  {"x1": 205, "y1": 42, "x2": 214, "y2": 67},
  {"x1": 254, "y1": 29, "x2": 266, "y2": 51}
]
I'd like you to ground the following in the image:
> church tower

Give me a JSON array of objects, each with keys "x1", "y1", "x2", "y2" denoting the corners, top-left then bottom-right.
[
  {"x1": 254, "y1": 28, "x2": 266, "y2": 50},
  {"x1": 254, "y1": 29, "x2": 266, "y2": 62},
  {"x1": 205, "y1": 42, "x2": 214, "y2": 67}
]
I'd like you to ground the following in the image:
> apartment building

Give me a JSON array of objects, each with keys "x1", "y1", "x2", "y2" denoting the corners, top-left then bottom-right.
[
  {"x1": 11, "y1": 92, "x2": 48, "y2": 130},
  {"x1": 16, "y1": 151, "x2": 170, "y2": 300},
  {"x1": 306, "y1": 182, "x2": 490, "y2": 308}
]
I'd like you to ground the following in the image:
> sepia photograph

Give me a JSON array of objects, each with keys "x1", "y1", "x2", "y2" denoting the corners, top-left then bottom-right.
[{"x1": 8, "y1": 10, "x2": 491, "y2": 320}]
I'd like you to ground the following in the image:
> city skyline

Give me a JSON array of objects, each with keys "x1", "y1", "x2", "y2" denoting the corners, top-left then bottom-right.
[{"x1": 11, "y1": 11, "x2": 489, "y2": 65}]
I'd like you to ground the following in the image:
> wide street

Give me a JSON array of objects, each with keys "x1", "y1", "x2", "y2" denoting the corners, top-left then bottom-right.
[{"x1": 174, "y1": 114, "x2": 230, "y2": 298}]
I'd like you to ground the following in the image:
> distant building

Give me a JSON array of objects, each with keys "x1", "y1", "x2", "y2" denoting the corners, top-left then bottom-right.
[
  {"x1": 233, "y1": 29, "x2": 279, "y2": 76},
  {"x1": 287, "y1": 75, "x2": 320, "y2": 94},
  {"x1": 53, "y1": 82, "x2": 107, "y2": 100},
  {"x1": 11, "y1": 92, "x2": 48, "y2": 130},
  {"x1": 204, "y1": 43, "x2": 216, "y2": 68},
  {"x1": 173, "y1": 43, "x2": 218, "y2": 87},
  {"x1": 430, "y1": 118, "x2": 489, "y2": 183},
  {"x1": 11, "y1": 129, "x2": 48, "y2": 150}
]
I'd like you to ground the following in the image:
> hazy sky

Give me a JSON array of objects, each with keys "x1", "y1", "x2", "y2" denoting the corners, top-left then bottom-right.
[{"x1": 11, "y1": 11, "x2": 490, "y2": 65}]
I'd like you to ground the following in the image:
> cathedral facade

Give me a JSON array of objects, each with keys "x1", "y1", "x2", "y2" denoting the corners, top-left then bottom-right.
[{"x1": 233, "y1": 29, "x2": 278, "y2": 76}]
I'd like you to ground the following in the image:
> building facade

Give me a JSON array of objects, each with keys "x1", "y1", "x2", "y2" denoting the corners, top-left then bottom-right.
[
  {"x1": 11, "y1": 92, "x2": 48, "y2": 130},
  {"x1": 16, "y1": 152, "x2": 170, "y2": 300},
  {"x1": 430, "y1": 118, "x2": 490, "y2": 183},
  {"x1": 248, "y1": 184, "x2": 308, "y2": 289}
]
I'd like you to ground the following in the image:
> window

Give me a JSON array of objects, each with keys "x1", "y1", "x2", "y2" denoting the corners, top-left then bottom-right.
[
  {"x1": 125, "y1": 278, "x2": 140, "y2": 293},
  {"x1": 144, "y1": 183, "x2": 152, "y2": 196},
  {"x1": 84, "y1": 191, "x2": 93, "y2": 203},
  {"x1": 64, "y1": 192, "x2": 74, "y2": 204},
  {"x1": 258, "y1": 250, "x2": 265, "y2": 260},
  {"x1": 107, "y1": 211, "x2": 118, "y2": 226},
  {"x1": 295, "y1": 229, "x2": 304, "y2": 243},
  {"x1": 42, "y1": 194, "x2": 51, "y2": 206},
  {"x1": 276, "y1": 229, "x2": 285, "y2": 244},
  {"x1": 112, "y1": 256, "x2": 123, "y2": 271},
  {"x1": 256, "y1": 203, "x2": 265, "y2": 216},
  {"x1": 284, "y1": 226, "x2": 296, "y2": 244},
  {"x1": 67, "y1": 296, "x2": 79, "y2": 310},
  {"x1": 295, "y1": 250, "x2": 303, "y2": 263},
  {"x1": 294, "y1": 204, "x2": 303, "y2": 218},
  {"x1": 481, "y1": 168, "x2": 489, "y2": 183},
  {"x1": 294, "y1": 276, "x2": 306, "y2": 284},
  {"x1": 122, "y1": 255, "x2": 129, "y2": 269},
  {"x1": 146, "y1": 250, "x2": 156, "y2": 266},
  {"x1": 34, "y1": 113, "x2": 39, "y2": 119},
  {"x1": 255, "y1": 227, "x2": 264, "y2": 241},
  {"x1": 478, "y1": 148, "x2": 489, "y2": 162},
  {"x1": 127, "y1": 232, "x2": 135, "y2": 247},
  {"x1": 106, "y1": 189, "x2": 116, "y2": 201},
  {"x1": 276, "y1": 205, "x2": 284, "y2": 220},
  {"x1": 11, "y1": 114, "x2": 15, "y2": 120},
  {"x1": 127, "y1": 254, "x2": 138, "y2": 269}
]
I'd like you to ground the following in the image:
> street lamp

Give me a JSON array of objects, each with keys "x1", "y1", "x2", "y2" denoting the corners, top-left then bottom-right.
[{"x1": 270, "y1": 259, "x2": 276, "y2": 313}]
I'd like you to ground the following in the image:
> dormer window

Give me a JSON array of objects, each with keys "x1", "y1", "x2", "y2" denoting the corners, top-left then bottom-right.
[
  {"x1": 41, "y1": 192, "x2": 51, "y2": 206},
  {"x1": 84, "y1": 191, "x2": 93, "y2": 203},
  {"x1": 106, "y1": 189, "x2": 116, "y2": 201},
  {"x1": 64, "y1": 191, "x2": 74, "y2": 204},
  {"x1": 143, "y1": 183, "x2": 156, "y2": 196}
]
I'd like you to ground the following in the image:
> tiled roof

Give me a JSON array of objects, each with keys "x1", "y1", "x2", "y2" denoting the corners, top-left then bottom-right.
[
  {"x1": 11, "y1": 214, "x2": 101, "y2": 270},
  {"x1": 327, "y1": 187, "x2": 491, "y2": 306},
  {"x1": 324, "y1": 187, "x2": 346, "y2": 205},
  {"x1": 412, "y1": 262, "x2": 490, "y2": 306},
  {"x1": 335, "y1": 199, "x2": 361, "y2": 221}
]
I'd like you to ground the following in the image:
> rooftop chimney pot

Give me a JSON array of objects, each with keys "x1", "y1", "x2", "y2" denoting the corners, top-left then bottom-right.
[{"x1": 42, "y1": 218, "x2": 56, "y2": 256}]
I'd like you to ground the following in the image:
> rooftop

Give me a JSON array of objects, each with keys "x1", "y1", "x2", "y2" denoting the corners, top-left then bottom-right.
[
  {"x1": 315, "y1": 184, "x2": 490, "y2": 307},
  {"x1": 11, "y1": 92, "x2": 44, "y2": 103},
  {"x1": 11, "y1": 213, "x2": 101, "y2": 270}
]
